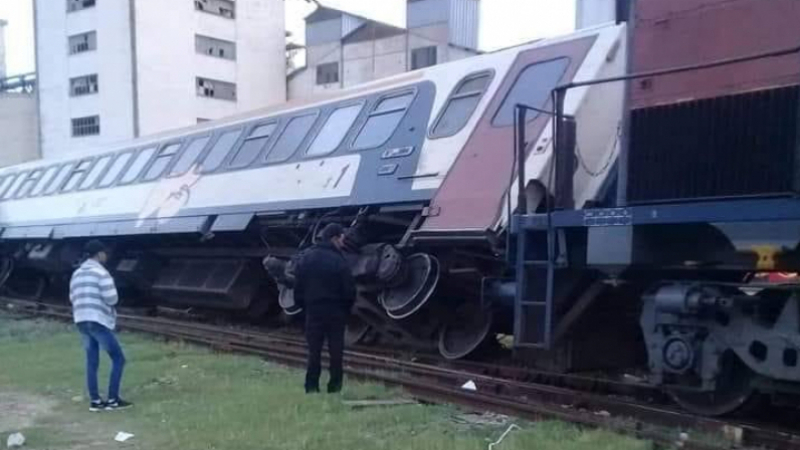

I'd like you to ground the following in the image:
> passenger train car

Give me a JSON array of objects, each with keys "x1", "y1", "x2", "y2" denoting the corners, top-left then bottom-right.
[{"x1": 0, "y1": 23, "x2": 626, "y2": 360}]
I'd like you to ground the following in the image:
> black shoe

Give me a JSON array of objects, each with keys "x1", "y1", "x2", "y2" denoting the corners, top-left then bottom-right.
[
  {"x1": 305, "y1": 386, "x2": 320, "y2": 394},
  {"x1": 105, "y1": 399, "x2": 133, "y2": 410},
  {"x1": 89, "y1": 400, "x2": 106, "y2": 412},
  {"x1": 327, "y1": 385, "x2": 342, "y2": 394}
]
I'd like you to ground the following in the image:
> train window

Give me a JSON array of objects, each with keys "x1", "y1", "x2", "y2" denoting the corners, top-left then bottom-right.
[
  {"x1": 118, "y1": 147, "x2": 156, "y2": 184},
  {"x1": 229, "y1": 123, "x2": 276, "y2": 168},
  {"x1": 169, "y1": 136, "x2": 211, "y2": 177},
  {"x1": 0, "y1": 174, "x2": 16, "y2": 198},
  {"x1": 15, "y1": 169, "x2": 45, "y2": 198},
  {"x1": 61, "y1": 159, "x2": 95, "y2": 192},
  {"x1": 492, "y1": 57, "x2": 570, "y2": 127},
  {"x1": 30, "y1": 166, "x2": 60, "y2": 197},
  {"x1": 201, "y1": 129, "x2": 242, "y2": 172},
  {"x1": 43, "y1": 164, "x2": 75, "y2": 195},
  {"x1": 142, "y1": 143, "x2": 182, "y2": 181},
  {"x1": 265, "y1": 113, "x2": 318, "y2": 163},
  {"x1": 352, "y1": 92, "x2": 414, "y2": 150},
  {"x1": 430, "y1": 72, "x2": 493, "y2": 139},
  {"x1": 3, "y1": 171, "x2": 29, "y2": 200},
  {"x1": 79, "y1": 154, "x2": 113, "y2": 190},
  {"x1": 306, "y1": 104, "x2": 363, "y2": 157},
  {"x1": 97, "y1": 151, "x2": 134, "y2": 188}
]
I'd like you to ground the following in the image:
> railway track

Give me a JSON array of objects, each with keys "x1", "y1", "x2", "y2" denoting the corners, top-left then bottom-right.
[{"x1": 4, "y1": 298, "x2": 799, "y2": 450}]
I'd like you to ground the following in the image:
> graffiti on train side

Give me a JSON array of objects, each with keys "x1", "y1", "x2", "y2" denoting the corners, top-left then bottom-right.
[{"x1": 136, "y1": 166, "x2": 202, "y2": 227}]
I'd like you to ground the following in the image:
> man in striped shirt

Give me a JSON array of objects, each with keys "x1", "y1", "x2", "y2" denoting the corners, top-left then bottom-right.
[{"x1": 70, "y1": 240, "x2": 131, "y2": 411}]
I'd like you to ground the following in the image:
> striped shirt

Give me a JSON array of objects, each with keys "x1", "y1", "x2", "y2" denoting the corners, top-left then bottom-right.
[{"x1": 69, "y1": 259, "x2": 119, "y2": 330}]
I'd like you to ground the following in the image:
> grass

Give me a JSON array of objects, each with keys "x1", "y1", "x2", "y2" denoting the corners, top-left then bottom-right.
[{"x1": 0, "y1": 311, "x2": 651, "y2": 450}]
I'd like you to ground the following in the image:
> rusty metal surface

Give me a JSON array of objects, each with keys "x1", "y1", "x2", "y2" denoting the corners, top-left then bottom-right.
[{"x1": 631, "y1": 0, "x2": 800, "y2": 108}]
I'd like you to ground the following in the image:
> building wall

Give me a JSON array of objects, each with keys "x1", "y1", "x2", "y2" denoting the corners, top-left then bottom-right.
[
  {"x1": 576, "y1": 0, "x2": 616, "y2": 29},
  {"x1": 35, "y1": 0, "x2": 136, "y2": 159},
  {"x1": 36, "y1": 0, "x2": 286, "y2": 158},
  {"x1": 0, "y1": 93, "x2": 41, "y2": 167}
]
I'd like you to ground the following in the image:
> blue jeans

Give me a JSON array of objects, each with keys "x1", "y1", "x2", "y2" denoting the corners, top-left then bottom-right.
[{"x1": 77, "y1": 321, "x2": 126, "y2": 402}]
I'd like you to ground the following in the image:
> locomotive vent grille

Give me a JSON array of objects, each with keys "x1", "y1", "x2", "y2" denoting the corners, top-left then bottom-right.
[{"x1": 628, "y1": 85, "x2": 800, "y2": 203}]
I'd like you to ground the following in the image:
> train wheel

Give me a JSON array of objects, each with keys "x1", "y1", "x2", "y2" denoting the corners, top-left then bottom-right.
[
  {"x1": 379, "y1": 254, "x2": 440, "y2": 320},
  {"x1": 438, "y1": 301, "x2": 493, "y2": 360},
  {"x1": 669, "y1": 354, "x2": 759, "y2": 416}
]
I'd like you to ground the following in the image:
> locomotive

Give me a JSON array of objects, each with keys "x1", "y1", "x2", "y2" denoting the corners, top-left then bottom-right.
[{"x1": 0, "y1": 0, "x2": 798, "y2": 417}]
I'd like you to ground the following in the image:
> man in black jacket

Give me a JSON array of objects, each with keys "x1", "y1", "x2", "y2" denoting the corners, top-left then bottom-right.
[{"x1": 294, "y1": 223, "x2": 357, "y2": 393}]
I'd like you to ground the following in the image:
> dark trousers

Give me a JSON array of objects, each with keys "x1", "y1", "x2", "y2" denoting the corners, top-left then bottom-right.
[
  {"x1": 304, "y1": 310, "x2": 346, "y2": 393},
  {"x1": 76, "y1": 321, "x2": 126, "y2": 402}
]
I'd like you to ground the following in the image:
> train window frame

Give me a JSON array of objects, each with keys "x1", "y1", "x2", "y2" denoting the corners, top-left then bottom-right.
[
  {"x1": 263, "y1": 111, "x2": 320, "y2": 164},
  {"x1": 351, "y1": 89, "x2": 417, "y2": 151},
  {"x1": 168, "y1": 134, "x2": 212, "y2": 178},
  {"x1": 97, "y1": 150, "x2": 136, "y2": 188},
  {"x1": 0, "y1": 174, "x2": 17, "y2": 199},
  {"x1": 3, "y1": 171, "x2": 30, "y2": 200},
  {"x1": 199, "y1": 127, "x2": 245, "y2": 174},
  {"x1": 78, "y1": 153, "x2": 114, "y2": 191},
  {"x1": 60, "y1": 158, "x2": 96, "y2": 193},
  {"x1": 117, "y1": 146, "x2": 157, "y2": 186},
  {"x1": 305, "y1": 101, "x2": 365, "y2": 158},
  {"x1": 141, "y1": 141, "x2": 184, "y2": 182},
  {"x1": 491, "y1": 57, "x2": 571, "y2": 128},
  {"x1": 429, "y1": 70, "x2": 494, "y2": 139},
  {"x1": 226, "y1": 121, "x2": 279, "y2": 169},
  {"x1": 29, "y1": 165, "x2": 61, "y2": 197},
  {"x1": 15, "y1": 169, "x2": 46, "y2": 199},
  {"x1": 43, "y1": 163, "x2": 76, "y2": 196}
]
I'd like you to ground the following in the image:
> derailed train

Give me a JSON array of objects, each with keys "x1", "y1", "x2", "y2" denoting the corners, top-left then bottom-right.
[{"x1": 1, "y1": 0, "x2": 799, "y2": 416}]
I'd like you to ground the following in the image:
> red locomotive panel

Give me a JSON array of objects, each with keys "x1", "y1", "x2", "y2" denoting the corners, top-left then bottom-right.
[{"x1": 631, "y1": 0, "x2": 800, "y2": 109}]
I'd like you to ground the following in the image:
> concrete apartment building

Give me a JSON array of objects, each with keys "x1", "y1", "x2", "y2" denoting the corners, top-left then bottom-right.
[
  {"x1": 0, "y1": 20, "x2": 41, "y2": 168},
  {"x1": 575, "y1": 0, "x2": 626, "y2": 29},
  {"x1": 35, "y1": 0, "x2": 287, "y2": 159},
  {"x1": 288, "y1": 0, "x2": 480, "y2": 100}
]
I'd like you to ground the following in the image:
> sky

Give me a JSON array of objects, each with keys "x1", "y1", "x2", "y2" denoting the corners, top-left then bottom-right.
[{"x1": 0, "y1": 0, "x2": 575, "y2": 77}]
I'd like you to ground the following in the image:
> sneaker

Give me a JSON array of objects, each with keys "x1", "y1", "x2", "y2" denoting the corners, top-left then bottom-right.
[
  {"x1": 105, "y1": 399, "x2": 133, "y2": 411},
  {"x1": 89, "y1": 400, "x2": 106, "y2": 412}
]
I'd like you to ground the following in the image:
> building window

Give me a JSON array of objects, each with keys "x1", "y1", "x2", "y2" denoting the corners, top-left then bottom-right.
[
  {"x1": 70, "y1": 74, "x2": 99, "y2": 97},
  {"x1": 353, "y1": 92, "x2": 415, "y2": 150},
  {"x1": 316, "y1": 62, "x2": 339, "y2": 85},
  {"x1": 194, "y1": 0, "x2": 235, "y2": 19},
  {"x1": 69, "y1": 31, "x2": 97, "y2": 55},
  {"x1": 71, "y1": 116, "x2": 100, "y2": 137},
  {"x1": 197, "y1": 118, "x2": 211, "y2": 124},
  {"x1": 67, "y1": 0, "x2": 96, "y2": 12},
  {"x1": 411, "y1": 46, "x2": 437, "y2": 70},
  {"x1": 195, "y1": 35, "x2": 236, "y2": 60},
  {"x1": 430, "y1": 72, "x2": 493, "y2": 138},
  {"x1": 197, "y1": 77, "x2": 236, "y2": 101}
]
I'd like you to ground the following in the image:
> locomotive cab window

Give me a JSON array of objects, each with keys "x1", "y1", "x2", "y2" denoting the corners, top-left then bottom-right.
[
  {"x1": 97, "y1": 151, "x2": 134, "y2": 188},
  {"x1": 30, "y1": 166, "x2": 60, "y2": 197},
  {"x1": 79, "y1": 154, "x2": 113, "y2": 190},
  {"x1": 118, "y1": 147, "x2": 156, "y2": 185},
  {"x1": 492, "y1": 57, "x2": 570, "y2": 127},
  {"x1": 62, "y1": 159, "x2": 95, "y2": 192},
  {"x1": 264, "y1": 112, "x2": 318, "y2": 163},
  {"x1": 201, "y1": 128, "x2": 242, "y2": 172},
  {"x1": 170, "y1": 136, "x2": 211, "y2": 177},
  {"x1": 430, "y1": 71, "x2": 493, "y2": 138},
  {"x1": 229, "y1": 123, "x2": 277, "y2": 168},
  {"x1": 352, "y1": 91, "x2": 415, "y2": 150},
  {"x1": 44, "y1": 164, "x2": 75, "y2": 195},
  {"x1": 16, "y1": 169, "x2": 45, "y2": 198},
  {"x1": 143, "y1": 143, "x2": 182, "y2": 181},
  {"x1": 306, "y1": 103, "x2": 363, "y2": 157},
  {"x1": 3, "y1": 171, "x2": 29, "y2": 200}
]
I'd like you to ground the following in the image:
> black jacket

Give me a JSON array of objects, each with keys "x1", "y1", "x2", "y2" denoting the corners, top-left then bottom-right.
[{"x1": 294, "y1": 242, "x2": 356, "y2": 315}]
